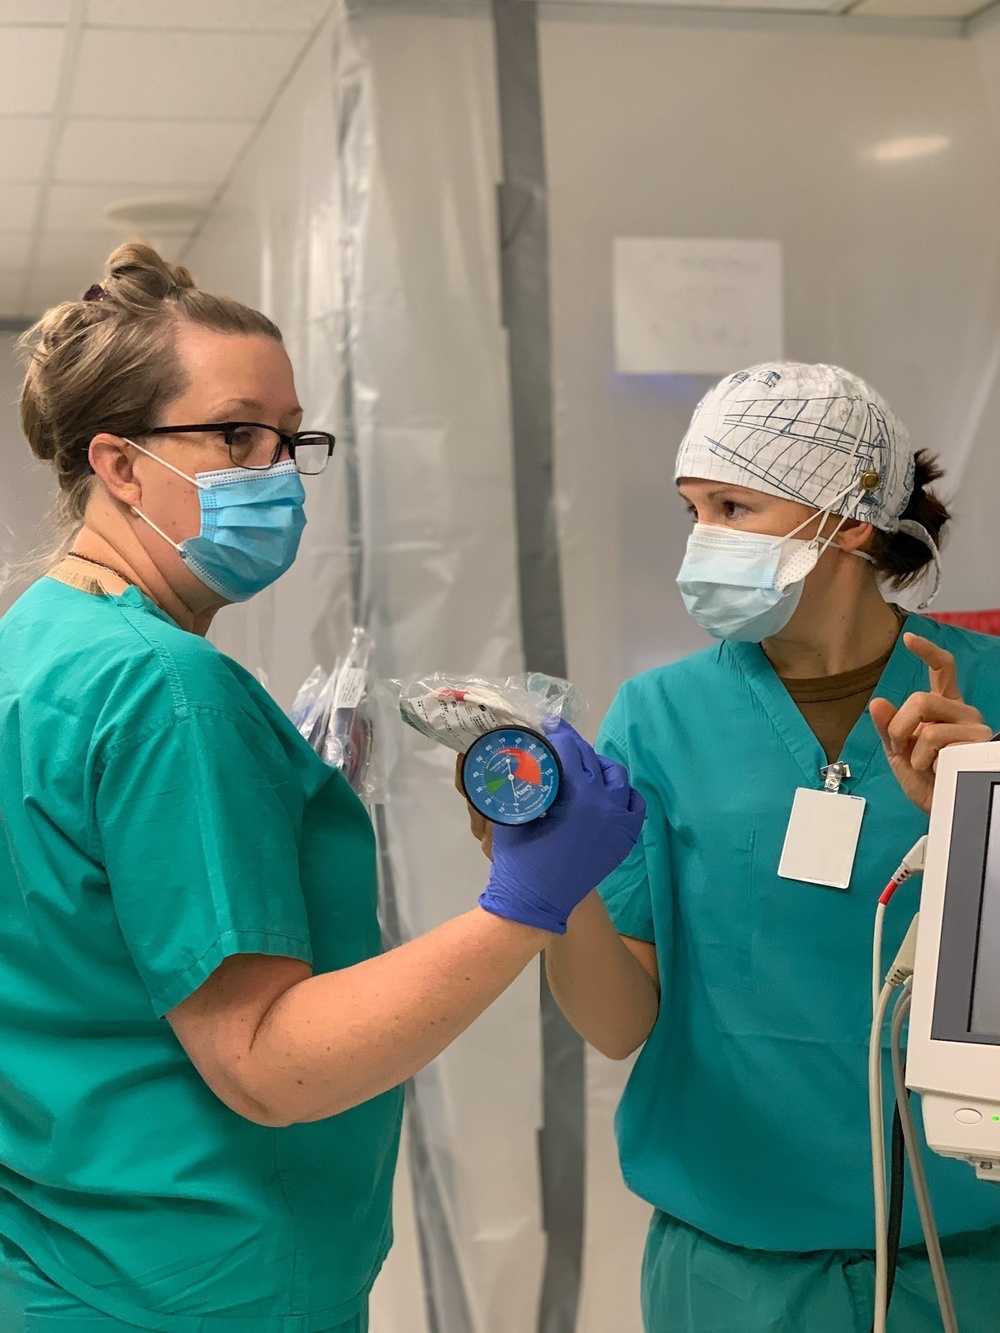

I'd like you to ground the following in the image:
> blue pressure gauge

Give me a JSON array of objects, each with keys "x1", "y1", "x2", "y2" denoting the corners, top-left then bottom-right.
[{"x1": 461, "y1": 726, "x2": 562, "y2": 826}]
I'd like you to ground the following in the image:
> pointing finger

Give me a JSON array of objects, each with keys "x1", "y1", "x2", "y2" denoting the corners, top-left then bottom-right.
[{"x1": 903, "y1": 634, "x2": 962, "y2": 702}]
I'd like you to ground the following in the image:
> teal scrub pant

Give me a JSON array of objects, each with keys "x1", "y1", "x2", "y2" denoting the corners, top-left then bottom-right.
[
  {"x1": 0, "y1": 1236, "x2": 368, "y2": 1333},
  {"x1": 642, "y1": 1210, "x2": 1000, "y2": 1332}
]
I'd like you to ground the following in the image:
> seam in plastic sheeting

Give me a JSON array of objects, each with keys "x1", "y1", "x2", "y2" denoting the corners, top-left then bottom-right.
[
  {"x1": 333, "y1": 13, "x2": 477, "y2": 1333},
  {"x1": 491, "y1": 5, "x2": 586, "y2": 1332}
]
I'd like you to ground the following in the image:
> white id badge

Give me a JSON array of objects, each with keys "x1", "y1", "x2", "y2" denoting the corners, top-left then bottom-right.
[{"x1": 777, "y1": 787, "x2": 867, "y2": 890}]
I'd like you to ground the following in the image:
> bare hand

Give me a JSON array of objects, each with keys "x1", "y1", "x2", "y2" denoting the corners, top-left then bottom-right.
[
  {"x1": 869, "y1": 633, "x2": 993, "y2": 814},
  {"x1": 454, "y1": 755, "x2": 493, "y2": 860}
]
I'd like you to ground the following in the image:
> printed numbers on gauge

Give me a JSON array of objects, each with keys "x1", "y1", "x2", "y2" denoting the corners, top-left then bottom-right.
[{"x1": 461, "y1": 727, "x2": 562, "y2": 826}]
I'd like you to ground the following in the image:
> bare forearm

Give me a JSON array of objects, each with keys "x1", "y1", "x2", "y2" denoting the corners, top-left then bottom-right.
[
  {"x1": 545, "y1": 891, "x2": 659, "y2": 1059},
  {"x1": 248, "y1": 909, "x2": 546, "y2": 1123}
]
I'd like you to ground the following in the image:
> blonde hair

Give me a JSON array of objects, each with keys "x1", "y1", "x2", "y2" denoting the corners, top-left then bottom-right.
[{"x1": 18, "y1": 242, "x2": 282, "y2": 537}]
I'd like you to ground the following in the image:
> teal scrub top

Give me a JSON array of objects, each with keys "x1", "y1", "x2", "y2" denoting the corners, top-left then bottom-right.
[
  {"x1": 597, "y1": 612, "x2": 1000, "y2": 1254},
  {"x1": 0, "y1": 578, "x2": 404, "y2": 1333}
]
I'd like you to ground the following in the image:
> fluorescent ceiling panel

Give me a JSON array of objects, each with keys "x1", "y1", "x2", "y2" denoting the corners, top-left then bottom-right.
[
  {"x1": 43, "y1": 182, "x2": 212, "y2": 231},
  {"x1": 0, "y1": 118, "x2": 49, "y2": 181},
  {"x1": 1, "y1": 183, "x2": 40, "y2": 229},
  {"x1": 87, "y1": 0, "x2": 331, "y2": 29},
  {"x1": 0, "y1": 28, "x2": 64, "y2": 116},
  {"x1": 0, "y1": 1, "x2": 70, "y2": 20},
  {"x1": 70, "y1": 29, "x2": 306, "y2": 120},
  {"x1": 56, "y1": 118, "x2": 253, "y2": 186}
]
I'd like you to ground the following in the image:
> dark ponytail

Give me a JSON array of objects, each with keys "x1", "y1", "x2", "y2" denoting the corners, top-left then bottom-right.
[{"x1": 865, "y1": 450, "x2": 950, "y2": 589}]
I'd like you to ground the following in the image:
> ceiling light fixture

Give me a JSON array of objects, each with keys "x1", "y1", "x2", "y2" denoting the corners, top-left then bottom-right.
[
  {"x1": 102, "y1": 196, "x2": 211, "y2": 260},
  {"x1": 866, "y1": 135, "x2": 952, "y2": 164}
]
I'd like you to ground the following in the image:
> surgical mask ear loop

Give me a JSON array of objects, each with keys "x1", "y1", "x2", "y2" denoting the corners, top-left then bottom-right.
[
  {"x1": 125, "y1": 438, "x2": 210, "y2": 491},
  {"x1": 122, "y1": 437, "x2": 201, "y2": 552}
]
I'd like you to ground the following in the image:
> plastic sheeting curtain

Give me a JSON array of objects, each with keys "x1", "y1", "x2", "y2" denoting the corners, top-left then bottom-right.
[{"x1": 187, "y1": 8, "x2": 546, "y2": 1333}]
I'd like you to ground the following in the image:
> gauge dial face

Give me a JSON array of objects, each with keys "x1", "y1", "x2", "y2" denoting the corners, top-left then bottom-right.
[{"x1": 461, "y1": 727, "x2": 562, "y2": 826}]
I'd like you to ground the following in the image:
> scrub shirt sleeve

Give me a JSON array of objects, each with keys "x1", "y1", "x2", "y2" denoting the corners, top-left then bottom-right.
[
  {"x1": 596, "y1": 694, "x2": 656, "y2": 943},
  {"x1": 95, "y1": 704, "x2": 314, "y2": 1017}
]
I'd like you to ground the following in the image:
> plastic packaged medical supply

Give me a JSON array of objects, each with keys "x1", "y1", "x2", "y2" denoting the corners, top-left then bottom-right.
[
  {"x1": 290, "y1": 629, "x2": 380, "y2": 798},
  {"x1": 397, "y1": 672, "x2": 586, "y2": 754}
]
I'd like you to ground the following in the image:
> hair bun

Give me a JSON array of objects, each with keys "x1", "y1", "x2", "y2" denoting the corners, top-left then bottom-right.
[{"x1": 101, "y1": 242, "x2": 196, "y2": 311}]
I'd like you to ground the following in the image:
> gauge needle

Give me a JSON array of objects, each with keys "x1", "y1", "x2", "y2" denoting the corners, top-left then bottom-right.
[{"x1": 506, "y1": 756, "x2": 519, "y2": 805}]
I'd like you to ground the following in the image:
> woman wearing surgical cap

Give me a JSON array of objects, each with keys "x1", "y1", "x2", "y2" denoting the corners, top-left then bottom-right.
[
  {"x1": 0, "y1": 245, "x2": 645, "y2": 1332},
  {"x1": 543, "y1": 364, "x2": 1000, "y2": 1331}
]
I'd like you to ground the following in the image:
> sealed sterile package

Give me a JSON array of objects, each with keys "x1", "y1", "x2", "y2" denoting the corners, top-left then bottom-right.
[
  {"x1": 290, "y1": 629, "x2": 383, "y2": 799},
  {"x1": 397, "y1": 672, "x2": 586, "y2": 754}
]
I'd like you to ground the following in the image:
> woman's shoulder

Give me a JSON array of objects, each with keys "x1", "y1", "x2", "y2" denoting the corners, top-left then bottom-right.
[
  {"x1": 601, "y1": 646, "x2": 724, "y2": 739},
  {"x1": 5, "y1": 579, "x2": 270, "y2": 742},
  {"x1": 913, "y1": 613, "x2": 1000, "y2": 670},
  {"x1": 613, "y1": 645, "x2": 726, "y2": 705}
]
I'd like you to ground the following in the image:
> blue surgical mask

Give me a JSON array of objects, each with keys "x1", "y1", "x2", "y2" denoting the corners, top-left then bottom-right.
[
  {"x1": 677, "y1": 504, "x2": 870, "y2": 643},
  {"x1": 127, "y1": 442, "x2": 306, "y2": 603},
  {"x1": 676, "y1": 526, "x2": 815, "y2": 642}
]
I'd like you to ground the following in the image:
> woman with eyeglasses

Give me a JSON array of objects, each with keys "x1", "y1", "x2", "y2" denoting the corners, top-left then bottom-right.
[{"x1": 0, "y1": 244, "x2": 645, "y2": 1333}]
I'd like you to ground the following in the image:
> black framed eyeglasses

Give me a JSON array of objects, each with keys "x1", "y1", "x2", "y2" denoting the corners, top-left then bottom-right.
[{"x1": 143, "y1": 422, "x2": 336, "y2": 475}]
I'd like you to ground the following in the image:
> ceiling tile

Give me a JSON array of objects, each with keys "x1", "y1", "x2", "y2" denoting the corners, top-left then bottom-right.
[
  {"x1": 23, "y1": 267, "x2": 93, "y2": 317},
  {"x1": 0, "y1": 28, "x2": 64, "y2": 116},
  {"x1": 0, "y1": 1, "x2": 70, "y2": 21},
  {"x1": 0, "y1": 269, "x2": 26, "y2": 320},
  {"x1": 0, "y1": 232, "x2": 30, "y2": 268},
  {"x1": 0, "y1": 183, "x2": 40, "y2": 229},
  {"x1": 34, "y1": 227, "x2": 121, "y2": 272},
  {"x1": 43, "y1": 182, "x2": 212, "y2": 232},
  {"x1": 21, "y1": 228, "x2": 194, "y2": 317},
  {"x1": 853, "y1": 0, "x2": 981, "y2": 13},
  {"x1": 0, "y1": 118, "x2": 50, "y2": 182},
  {"x1": 55, "y1": 117, "x2": 254, "y2": 186},
  {"x1": 86, "y1": 0, "x2": 330, "y2": 30},
  {"x1": 546, "y1": 0, "x2": 842, "y2": 7},
  {"x1": 70, "y1": 29, "x2": 308, "y2": 120}
]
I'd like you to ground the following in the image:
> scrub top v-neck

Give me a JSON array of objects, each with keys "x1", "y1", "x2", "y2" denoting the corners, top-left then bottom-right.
[{"x1": 595, "y1": 612, "x2": 1000, "y2": 1253}]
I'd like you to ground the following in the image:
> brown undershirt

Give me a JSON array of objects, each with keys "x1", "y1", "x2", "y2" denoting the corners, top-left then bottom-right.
[{"x1": 779, "y1": 642, "x2": 897, "y2": 765}]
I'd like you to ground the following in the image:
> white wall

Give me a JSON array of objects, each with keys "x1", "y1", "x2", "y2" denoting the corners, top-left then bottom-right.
[
  {"x1": 544, "y1": 14, "x2": 1000, "y2": 726},
  {"x1": 0, "y1": 332, "x2": 54, "y2": 615}
]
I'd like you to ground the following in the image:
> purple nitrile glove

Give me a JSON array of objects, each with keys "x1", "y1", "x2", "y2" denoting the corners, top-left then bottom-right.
[{"x1": 478, "y1": 720, "x2": 646, "y2": 934}]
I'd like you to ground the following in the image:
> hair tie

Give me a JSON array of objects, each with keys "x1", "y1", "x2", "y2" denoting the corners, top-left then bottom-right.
[{"x1": 82, "y1": 284, "x2": 106, "y2": 302}]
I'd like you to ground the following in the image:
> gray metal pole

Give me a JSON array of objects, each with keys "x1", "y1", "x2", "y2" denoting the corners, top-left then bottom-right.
[{"x1": 491, "y1": 6, "x2": 587, "y2": 1332}]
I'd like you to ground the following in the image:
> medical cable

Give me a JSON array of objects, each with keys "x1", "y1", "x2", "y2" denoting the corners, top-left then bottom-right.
[
  {"x1": 889, "y1": 984, "x2": 959, "y2": 1333},
  {"x1": 870, "y1": 979, "x2": 898, "y2": 1333},
  {"x1": 870, "y1": 912, "x2": 924, "y2": 1333},
  {"x1": 881, "y1": 1101, "x2": 906, "y2": 1323},
  {"x1": 873, "y1": 836, "x2": 928, "y2": 1012}
]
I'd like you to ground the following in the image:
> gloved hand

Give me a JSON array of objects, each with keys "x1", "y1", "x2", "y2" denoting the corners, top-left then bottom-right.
[{"x1": 479, "y1": 720, "x2": 646, "y2": 934}]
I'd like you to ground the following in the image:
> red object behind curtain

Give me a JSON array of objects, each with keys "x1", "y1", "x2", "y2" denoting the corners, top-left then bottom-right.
[{"x1": 928, "y1": 610, "x2": 1000, "y2": 637}]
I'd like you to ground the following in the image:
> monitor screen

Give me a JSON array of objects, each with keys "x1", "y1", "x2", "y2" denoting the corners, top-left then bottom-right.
[
  {"x1": 971, "y1": 783, "x2": 1000, "y2": 1039},
  {"x1": 932, "y1": 770, "x2": 1000, "y2": 1047}
]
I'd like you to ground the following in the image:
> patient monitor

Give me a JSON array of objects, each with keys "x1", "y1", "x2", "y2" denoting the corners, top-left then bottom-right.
[{"x1": 907, "y1": 741, "x2": 1000, "y2": 1182}]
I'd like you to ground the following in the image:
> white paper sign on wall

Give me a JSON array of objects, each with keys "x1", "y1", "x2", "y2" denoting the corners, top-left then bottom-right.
[{"x1": 613, "y1": 237, "x2": 784, "y2": 375}]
